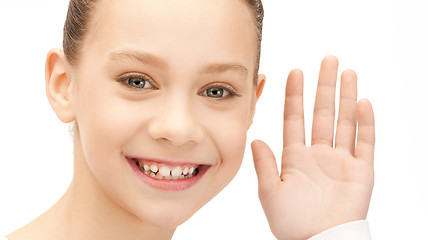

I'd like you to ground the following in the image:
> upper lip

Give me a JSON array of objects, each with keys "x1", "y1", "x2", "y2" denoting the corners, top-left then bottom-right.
[{"x1": 125, "y1": 155, "x2": 212, "y2": 167}]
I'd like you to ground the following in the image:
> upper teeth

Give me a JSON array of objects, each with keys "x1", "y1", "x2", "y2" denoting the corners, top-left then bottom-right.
[{"x1": 137, "y1": 161, "x2": 198, "y2": 180}]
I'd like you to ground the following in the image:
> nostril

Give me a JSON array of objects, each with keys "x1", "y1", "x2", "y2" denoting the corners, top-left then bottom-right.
[
  {"x1": 149, "y1": 125, "x2": 203, "y2": 146},
  {"x1": 157, "y1": 133, "x2": 201, "y2": 146},
  {"x1": 147, "y1": 106, "x2": 204, "y2": 145}
]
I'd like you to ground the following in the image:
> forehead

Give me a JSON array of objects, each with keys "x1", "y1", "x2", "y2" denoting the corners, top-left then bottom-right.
[{"x1": 81, "y1": 0, "x2": 258, "y2": 72}]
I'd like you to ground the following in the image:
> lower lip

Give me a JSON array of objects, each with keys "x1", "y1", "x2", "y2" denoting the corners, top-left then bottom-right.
[{"x1": 126, "y1": 157, "x2": 210, "y2": 191}]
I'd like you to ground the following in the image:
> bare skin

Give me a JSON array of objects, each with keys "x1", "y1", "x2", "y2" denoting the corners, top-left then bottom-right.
[
  {"x1": 7, "y1": 56, "x2": 374, "y2": 240},
  {"x1": 252, "y1": 56, "x2": 375, "y2": 240},
  {"x1": 9, "y1": 0, "x2": 260, "y2": 239},
  {"x1": 6, "y1": 1, "x2": 374, "y2": 239},
  {"x1": 7, "y1": 128, "x2": 175, "y2": 240}
]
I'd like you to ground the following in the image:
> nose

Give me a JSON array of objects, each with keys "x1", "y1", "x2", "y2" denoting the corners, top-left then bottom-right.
[{"x1": 148, "y1": 98, "x2": 204, "y2": 146}]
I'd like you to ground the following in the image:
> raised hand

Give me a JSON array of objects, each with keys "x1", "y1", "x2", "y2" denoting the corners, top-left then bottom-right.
[{"x1": 251, "y1": 56, "x2": 375, "y2": 240}]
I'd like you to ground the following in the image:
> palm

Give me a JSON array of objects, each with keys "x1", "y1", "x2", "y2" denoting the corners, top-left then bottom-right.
[{"x1": 252, "y1": 56, "x2": 375, "y2": 240}]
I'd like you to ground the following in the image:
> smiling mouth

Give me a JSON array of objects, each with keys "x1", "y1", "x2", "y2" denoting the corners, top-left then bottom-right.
[
  {"x1": 127, "y1": 156, "x2": 211, "y2": 190},
  {"x1": 127, "y1": 157, "x2": 211, "y2": 182},
  {"x1": 135, "y1": 160, "x2": 200, "y2": 180}
]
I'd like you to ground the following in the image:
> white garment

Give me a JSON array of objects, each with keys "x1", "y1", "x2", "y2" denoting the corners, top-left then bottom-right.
[
  {"x1": 0, "y1": 221, "x2": 371, "y2": 240},
  {"x1": 308, "y1": 220, "x2": 372, "y2": 240}
]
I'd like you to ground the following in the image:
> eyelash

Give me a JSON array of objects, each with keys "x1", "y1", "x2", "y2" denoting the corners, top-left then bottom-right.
[
  {"x1": 199, "y1": 83, "x2": 240, "y2": 100},
  {"x1": 117, "y1": 73, "x2": 240, "y2": 100},
  {"x1": 117, "y1": 73, "x2": 157, "y2": 90}
]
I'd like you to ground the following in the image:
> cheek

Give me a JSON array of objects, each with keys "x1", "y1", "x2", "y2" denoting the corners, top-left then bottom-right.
[
  {"x1": 74, "y1": 79, "x2": 154, "y2": 154},
  {"x1": 77, "y1": 98, "x2": 130, "y2": 155},
  {"x1": 202, "y1": 107, "x2": 250, "y2": 191},
  {"x1": 218, "y1": 128, "x2": 247, "y2": 189},
  {"x1": 218, "y1": 121, "x2": 247, "y2": 164},
  {"x1": 72, "y1": 82, "x2": 147, "y2": 187},
  {"x1": 72, "y1": 85, "x2": 165, "y2": 222}
]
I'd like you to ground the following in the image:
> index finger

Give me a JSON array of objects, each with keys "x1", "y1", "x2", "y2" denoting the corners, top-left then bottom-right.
[{"x1": 355, "y1": 99, "x2": 375, "y2": 165}]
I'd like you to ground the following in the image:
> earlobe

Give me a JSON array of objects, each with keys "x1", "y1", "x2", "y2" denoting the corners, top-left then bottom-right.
[{"x1": 45, "y1": 49, "x2": 75, "y2": 123}]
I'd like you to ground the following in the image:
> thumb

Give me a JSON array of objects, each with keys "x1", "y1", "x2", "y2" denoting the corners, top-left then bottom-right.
[{"x1": 251, "y1": 140, "x2": 280, "y2": 191}]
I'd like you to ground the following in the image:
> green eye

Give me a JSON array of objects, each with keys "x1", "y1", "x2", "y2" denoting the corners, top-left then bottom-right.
[
  {"x1": 206, "y1": 87, "x2": 229, "y2": 98},
  {"x1": 127, "y1": 77, "x2": 153, "y2": 89},
  {"x1": 200, "y1": 83, "x2": 240, "y2": 100},
  {"x1": 117, "y1": 73, "x2": 157, "y2": 91}
]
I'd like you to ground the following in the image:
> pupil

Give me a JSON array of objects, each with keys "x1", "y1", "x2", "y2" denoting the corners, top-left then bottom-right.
[
  {"x1": 209, "y1": 88, "x2": 223, "y2": 98},
  {"x1": 130, "y1": 78, "x2": 145, "y2": 88}
]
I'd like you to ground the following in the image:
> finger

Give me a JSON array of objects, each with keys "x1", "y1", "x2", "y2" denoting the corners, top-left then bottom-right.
[
  {"x1": 251, "y1": 140, "x2": 280, "y2": 190},
  {"x1": 312, "y1": 55, "x2": 339, "y2": 146},
  {"x1": 355, "y1": 99, "x2": 375, "y2": 165},
  {"x1": 335, "y1": 70, "x2": 358, "y2": 153},
  {"x1": 283, "y1": 69, "x2": 305, "y2": 148}
]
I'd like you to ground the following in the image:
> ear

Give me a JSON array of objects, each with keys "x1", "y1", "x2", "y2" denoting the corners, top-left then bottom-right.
[
  {"x1": 45, "y1": 49, "x2": 75, "y2": 123},
  {"x1": 256, "y1": 74, "x2": 266, "y2": 100},
  {"x1": 248, "y1": 74, "x2": 266, "y2": 129}
]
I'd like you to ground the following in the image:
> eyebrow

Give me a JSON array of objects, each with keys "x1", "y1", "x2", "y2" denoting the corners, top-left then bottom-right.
[
  {"x1": 109, "y1": 50, "x2": 168, "y2": 70},
  {"x1": 109, "y1": 50, "x2": 248, "y2": 77},
  {"x1": 201, "y1": 63, "x2": 248, "y2": 78}
]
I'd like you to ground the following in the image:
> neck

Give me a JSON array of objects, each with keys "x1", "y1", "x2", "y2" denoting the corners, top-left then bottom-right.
[{"x1": 8, "y1": 135, "x2": 175, "y2": 240}]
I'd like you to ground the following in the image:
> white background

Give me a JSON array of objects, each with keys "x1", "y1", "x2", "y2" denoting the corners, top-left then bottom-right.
[{"x1": 0, "y1": 0, "x2": 427, "y2": 239}]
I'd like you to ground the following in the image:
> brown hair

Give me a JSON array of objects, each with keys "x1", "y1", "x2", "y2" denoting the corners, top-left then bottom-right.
[{"x1": 63, "y1": 0, "x2": 264, "y2": 79}]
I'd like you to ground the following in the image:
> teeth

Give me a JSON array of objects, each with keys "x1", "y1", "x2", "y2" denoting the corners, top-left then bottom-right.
[
  {"x1": 171, "y1": 166, "x2": 182, "y2": 177},
  {"x1": 155, "y1": 173, "x2": 163, "y2": 180},
  {"x1": 143, "y1": 164, "x2": 150, "y2": 172},
  {"x1": 158, "y1": 166, "x2": 171, "y2": 177},
  {"x1": 137, "y1": 161, "x2": 199, "y2": 180},
  {"x1": 150, "y1": 165, "x2": 158, "y2": 173}
]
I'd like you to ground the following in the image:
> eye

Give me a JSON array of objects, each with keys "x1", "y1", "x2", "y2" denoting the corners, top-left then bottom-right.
[
  {"x1": 127, "y1": 77, "x2": 153, "y2": 89},
  {"x1": 117, "y1": 73, "x2": 157, "y2": 90},
  {"x1": 205, "y1": 87, "x2": 230, "y2": 98},
  {"x1": 200, "y1": 83, "x2": 239, "y2": 99}
]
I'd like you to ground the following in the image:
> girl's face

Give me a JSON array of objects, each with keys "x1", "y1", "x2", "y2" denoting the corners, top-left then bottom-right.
[{"x1": 67, "y1": 0, "x2": 261, "y2": 228}]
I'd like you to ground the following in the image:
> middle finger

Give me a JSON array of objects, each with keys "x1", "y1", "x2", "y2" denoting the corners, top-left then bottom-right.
[{"x1": 311, "y1": 56, "x2": 338, "y2": 146}]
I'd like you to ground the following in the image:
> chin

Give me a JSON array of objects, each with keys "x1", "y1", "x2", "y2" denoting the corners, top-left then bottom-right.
[{"x1": 130, "y1": 201, "x2": 201, "y2": 229}]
